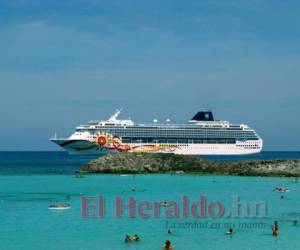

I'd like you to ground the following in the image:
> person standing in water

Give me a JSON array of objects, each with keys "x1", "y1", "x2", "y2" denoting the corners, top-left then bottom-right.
[
  {"x1": 163, "y1": 240, "x2": 174, "y2": 250},
  {"x1": 272, "y1": 221, "x2": 279, "y2": 237}
]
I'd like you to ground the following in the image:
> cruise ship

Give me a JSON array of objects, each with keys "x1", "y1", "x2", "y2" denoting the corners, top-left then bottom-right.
[{"x1": 50, "y1": 109, "x2": 263, "y2": 155}]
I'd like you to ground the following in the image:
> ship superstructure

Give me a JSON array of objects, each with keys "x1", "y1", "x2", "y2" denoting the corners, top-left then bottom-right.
[{"x1": 50, "y1": 109, "x2": 263, "y2": 155}]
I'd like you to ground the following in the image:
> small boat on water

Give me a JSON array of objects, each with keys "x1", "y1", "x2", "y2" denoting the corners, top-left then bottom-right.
[
  {"x1": 49, "y1": 203, "x2": 71, "y2": 210},
  {"x1": 274, "y1": 187, "x2": 290, "y2": 193},
  {"x1": 159, "y1": 201, "x2": 172, "y2": 207}
]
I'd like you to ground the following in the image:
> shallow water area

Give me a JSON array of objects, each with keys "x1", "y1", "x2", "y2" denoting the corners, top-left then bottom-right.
[{"x1": 0, "y1": 152, "x2": 300, "y2": 250}]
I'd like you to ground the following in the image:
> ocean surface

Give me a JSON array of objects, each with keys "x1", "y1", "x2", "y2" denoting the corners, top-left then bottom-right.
[{"x1": 0, "y1": 151, "x2": 300, "y2": 250}]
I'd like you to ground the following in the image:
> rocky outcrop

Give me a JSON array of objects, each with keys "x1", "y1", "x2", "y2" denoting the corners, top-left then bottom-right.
[{"x1": 80, "y1": 152, "x2": 300, "y2": 177}]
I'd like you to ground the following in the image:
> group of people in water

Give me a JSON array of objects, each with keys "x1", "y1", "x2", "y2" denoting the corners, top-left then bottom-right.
[
  {"x1": 271, "y1": 220, "x2": 299, "y2": 237},
  {"x1": 124, "y1": 219, "x2": 296, "y2": 248},
  {"x1": 124, "y1": 233, "x2": 173, "y2": 249},
  {"x1": 121, "y1": 183, "x2": 299, "y2": 248},
  {"x1": 226, "y1": 220, "x2": 298, "y2": 238},
  {"x1": 226, "y1": 219, "x2": 298, "y2": 238},
  {"x1": 124, "y1": 234, "x2": 140, "y2": 242}
]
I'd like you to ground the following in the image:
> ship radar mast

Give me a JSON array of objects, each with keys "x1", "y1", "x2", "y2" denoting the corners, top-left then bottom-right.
[{"x1": 108, "y1": 108, "x2": 122, "y2": 121}]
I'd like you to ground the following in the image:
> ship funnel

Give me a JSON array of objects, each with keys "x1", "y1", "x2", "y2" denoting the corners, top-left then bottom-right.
[{"x1": 191, "y1": 111, "x2": 214, "y2": 121}]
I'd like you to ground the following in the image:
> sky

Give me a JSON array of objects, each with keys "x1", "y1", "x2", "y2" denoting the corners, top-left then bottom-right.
[{"x1": 0, "y1": 0, "x2": 299, "y2": 151}]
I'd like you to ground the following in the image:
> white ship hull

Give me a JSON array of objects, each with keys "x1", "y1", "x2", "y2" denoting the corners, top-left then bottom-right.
[
  {"x1": 51, "y1": 139, "x2": 110, "y2": 155},
  {"x1": 51, "y1": 139, "x2": 262, "y2": 155}
]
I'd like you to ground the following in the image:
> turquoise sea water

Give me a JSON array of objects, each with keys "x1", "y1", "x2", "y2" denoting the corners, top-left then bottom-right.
[{"x1": 1, "y1": 152, "x2": 300, "y2": 250}]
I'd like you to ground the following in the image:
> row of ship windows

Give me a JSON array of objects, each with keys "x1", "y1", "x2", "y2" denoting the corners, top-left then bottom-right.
[
  {"x1": 238, "y1": 146, "x2": 260, "y2": 149},
  {"x1": 113, "y1": 134, "x2": 255, "y2": 138},
  {"x1": 79, "y1": 128, "x2": 247, "y2": 133},
  {"x1": 84, "y1": 125, "x2": 243, "y2": 130},
  {"x1": 104, "y1": 130, "x2": 253, "y2": 134},
  {"x1": 100, "y1": 134, "x2": 257, "y2": 140},
  {"x1": 121, "y1": 138, "x2": 237, "y2": 144},
  {"x1": 236, "y1": 144, "x2": 260, "y2": 148},
  {"x1": 80, "y1": 130, "x2": 256, "y2": 137}
]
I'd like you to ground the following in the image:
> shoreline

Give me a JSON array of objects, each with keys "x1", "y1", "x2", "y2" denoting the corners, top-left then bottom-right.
[{"x1": 80, "y1": 152, "x2": 300, "y2": 177}]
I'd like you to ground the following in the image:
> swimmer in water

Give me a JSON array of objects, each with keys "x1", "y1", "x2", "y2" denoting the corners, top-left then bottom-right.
[
  {"x1": 272, "y1": 221, "x2": 279, "y2": 237},
  {"x1": 124, "y1": 234, "x2": 140, "y2": 242},
  {"x1": 124, "y1": 234, "x2": 130, "y2": 242},
  {"x1": 226, "y1": 228, "x2": 233, "y2": 235},
  {"x1": 167, "y1": 229, "x2": 172, "y2": 234},
  {"x1": 272, "y1": 228, "x2": 279, "y2": 237},
  {"x1": 163, "y1": 240, "x2": 174, "y2": 250}
]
